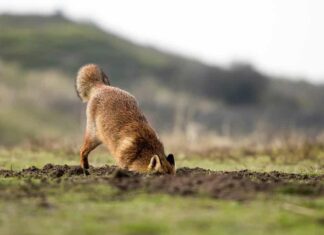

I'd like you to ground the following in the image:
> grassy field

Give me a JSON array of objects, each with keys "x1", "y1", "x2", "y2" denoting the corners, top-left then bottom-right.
[
  {"x1": 1, "y1": 12, "x2": 324, "y2": 235},
  {"x1": 0, "y1": 146, "x2": 323, "y2": 235}
]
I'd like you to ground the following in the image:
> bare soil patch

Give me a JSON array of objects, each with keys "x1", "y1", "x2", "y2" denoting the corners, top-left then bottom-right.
[{"x1": 0, "y1": 164, "x2": 323, "y2": 201}]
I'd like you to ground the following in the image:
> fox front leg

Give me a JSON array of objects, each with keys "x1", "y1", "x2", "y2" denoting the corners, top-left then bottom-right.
[{"x1": 80, "y1": 134, "x2": 101, "y2": 175}]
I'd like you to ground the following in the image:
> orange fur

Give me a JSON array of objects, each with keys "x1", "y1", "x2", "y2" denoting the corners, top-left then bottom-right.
[{"x1": 76, "y1": 64, "x2": 175, "y2": 174}]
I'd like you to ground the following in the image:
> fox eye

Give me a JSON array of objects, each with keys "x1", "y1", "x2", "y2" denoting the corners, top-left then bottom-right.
[{"x1": 167, "y1": 154, "x2": 175, "y2": 166}]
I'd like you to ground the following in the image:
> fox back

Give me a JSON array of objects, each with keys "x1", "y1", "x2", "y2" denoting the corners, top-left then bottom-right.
[{"x1": 76, "y1": 64, "x2": 175, "y2": 174}]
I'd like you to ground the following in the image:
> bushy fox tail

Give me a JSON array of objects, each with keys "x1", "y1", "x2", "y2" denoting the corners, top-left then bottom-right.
[{"x1": 75, "y1": 64, "x2": 110, "y2": 102}]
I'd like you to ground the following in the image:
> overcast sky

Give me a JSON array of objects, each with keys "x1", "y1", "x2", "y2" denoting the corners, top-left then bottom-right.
[{"x1": 1, "y1": 0, "x2": 324, "y2": 83}]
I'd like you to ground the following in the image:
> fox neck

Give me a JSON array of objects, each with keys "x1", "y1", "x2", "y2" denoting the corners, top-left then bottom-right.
[{"x1": 127, "y1": 157, "x2": 150, "y2": 173}]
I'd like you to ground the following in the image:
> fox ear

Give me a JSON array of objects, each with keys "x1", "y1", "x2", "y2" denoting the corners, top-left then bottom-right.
[
  {"x1": 148, "y1": 155, "x2": 161, "y2": 171},
  {"x1": 167, "y1": 154, "x2": 175, "y2": 166},
  {"x1": 101, "y1": 70, "x2": 110, "y2": 85}
]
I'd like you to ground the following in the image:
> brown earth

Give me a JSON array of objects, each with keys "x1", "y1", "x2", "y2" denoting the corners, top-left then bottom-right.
[{"x1": 0, "y1": 164, "x2": 323, "y2": 201}]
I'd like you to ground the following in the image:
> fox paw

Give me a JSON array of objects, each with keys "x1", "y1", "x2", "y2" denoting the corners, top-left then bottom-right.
[{"x1": 83, "y1": 168, "x2": 90, "y2": 176}]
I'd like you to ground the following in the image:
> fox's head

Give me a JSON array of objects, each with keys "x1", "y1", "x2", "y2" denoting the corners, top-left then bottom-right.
[{"x1": 147, "y1": 154, "x2": 176, "y2": 175}]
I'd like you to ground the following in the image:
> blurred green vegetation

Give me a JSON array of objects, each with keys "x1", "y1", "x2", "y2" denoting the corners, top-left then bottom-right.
[
  {"x1": 0, "y1": 62, "x2": 81, "y2": 145},
  {"x1": 1, "y1": 13, "x2": 324, "y2": 145},
  {"x1": 0, "y1": 14, "x2": 172, "y2": 85},
  {"x1": 1, "y1": 187, "x2": 323, "y2": 235}
]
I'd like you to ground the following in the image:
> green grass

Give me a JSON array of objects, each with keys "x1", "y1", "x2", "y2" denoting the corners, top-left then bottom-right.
[
  {"x1": 0, "y1": 183, "x2": 323, "y2": 235},
  {"x1": 178, "y1": 156, "x2": 323, "y2": 174},
  {"x1": 1, "y1": 148, "x2": 322, "y2": 174},
  {"x1": 0, "y1": 148, "x2": 323, "y2": 235},
  {"x1": 0, "y1": 148, "x2": 114, "y2": 170}
]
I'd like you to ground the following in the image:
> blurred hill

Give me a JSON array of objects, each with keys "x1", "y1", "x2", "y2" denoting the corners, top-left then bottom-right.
[{"x1": 1, "y1": 13, "x2": 324, "y2": 146}]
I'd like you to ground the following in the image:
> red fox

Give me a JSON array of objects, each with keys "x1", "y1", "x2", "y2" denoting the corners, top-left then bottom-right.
[{"x1": 76, "y1": 64, "x2": 175, "y2": 175}]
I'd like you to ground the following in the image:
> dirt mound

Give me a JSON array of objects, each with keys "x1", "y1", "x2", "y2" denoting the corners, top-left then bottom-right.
[{"x1": 0, "y1": 164, "x2": 323, "y2": 200}]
